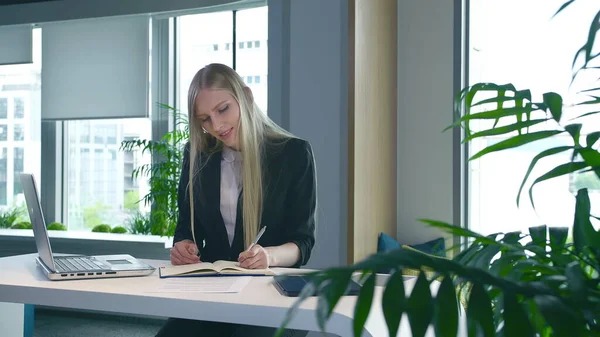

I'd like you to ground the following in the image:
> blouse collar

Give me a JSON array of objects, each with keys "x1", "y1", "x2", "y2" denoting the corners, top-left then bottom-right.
[{"x1": 222, "y1": 146, "x2": 242, "y2": 163}]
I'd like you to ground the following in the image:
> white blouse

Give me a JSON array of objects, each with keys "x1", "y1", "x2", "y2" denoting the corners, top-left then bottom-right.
[{"x1": 220, "y1": 146, "x2": 243, "y2": 246}]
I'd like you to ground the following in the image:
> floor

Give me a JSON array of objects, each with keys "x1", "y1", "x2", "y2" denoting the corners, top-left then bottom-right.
[{"x1": 33, "y1": 308, "x2": 165, "y2": 337}]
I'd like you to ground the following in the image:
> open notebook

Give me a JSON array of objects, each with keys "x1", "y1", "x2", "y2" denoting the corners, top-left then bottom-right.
[{"x1": 158, "y1": 260, "x2": 276, "y2": 278}]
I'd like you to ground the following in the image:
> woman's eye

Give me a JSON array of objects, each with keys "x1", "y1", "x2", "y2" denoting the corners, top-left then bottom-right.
[
  {"x1": 200, "y1": 117, "x2": 210, "y2": 123},
  {"x1": 218, "y1": 105, "x2": 229, "y2": 113}
]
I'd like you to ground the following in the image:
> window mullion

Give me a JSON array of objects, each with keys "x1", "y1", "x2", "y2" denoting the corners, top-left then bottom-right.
[{"x1": 232, "y1": 10, "x2": 237, "y2": 70}]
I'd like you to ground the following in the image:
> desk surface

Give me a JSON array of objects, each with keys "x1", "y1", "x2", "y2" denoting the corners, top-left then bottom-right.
[{"x1": 0, "y1": 253, "x2": 443, "y2": 337}]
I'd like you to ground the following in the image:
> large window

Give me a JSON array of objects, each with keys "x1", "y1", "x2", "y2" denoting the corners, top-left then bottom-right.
[
  {"x1": 177, "y1": 6, "x2": 268, "y2": 116},
  {"x1": 235, "y1": 6, "x2": 268, "y2": 113},
  {"x1": 0, "y1": 6, "x2": 268, "y2": 235},
  {"x1": 468, "y1": 0, "x2": 600, "y2": 234},
  {"x1": 0, "y1": 28, "x2": 42, "y2": 211},
  {"x1": 65, "y1": 118, "x2": 151, "y2": 231}
]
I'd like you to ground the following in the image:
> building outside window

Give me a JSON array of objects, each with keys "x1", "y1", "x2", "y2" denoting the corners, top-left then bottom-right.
[
  {"x1": 0, "y1": 28, "x2": 42, "y2": 212},
  {"x1": 65, "y1": 118, "x2": 151, "y2": 230},
  {"x1": 177, "y1": 6, "x2": 268, "y2": 115},
  {"x1": 468, "y1": 0, "x2": 600, "y2": 235}
]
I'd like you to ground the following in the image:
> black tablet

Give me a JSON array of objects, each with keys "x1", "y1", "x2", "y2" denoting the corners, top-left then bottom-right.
[{"x1": 272, "y1": 275, "x2": 362, "y2": 297}]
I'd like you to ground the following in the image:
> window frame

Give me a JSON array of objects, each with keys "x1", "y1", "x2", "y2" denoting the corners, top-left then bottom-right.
[{"x1": 40, "y1": 3, "x2": 267, "y2": 234}]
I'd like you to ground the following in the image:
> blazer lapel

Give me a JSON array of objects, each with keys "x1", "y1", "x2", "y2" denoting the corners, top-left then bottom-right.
[{"x1": 201, "y1": 151, "x2": 231, "y2": 251}]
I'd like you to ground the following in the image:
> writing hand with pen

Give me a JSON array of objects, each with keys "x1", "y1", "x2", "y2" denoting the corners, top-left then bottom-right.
[{"x1": 238, "y1": 226, "x2": 269, "y2": 269}]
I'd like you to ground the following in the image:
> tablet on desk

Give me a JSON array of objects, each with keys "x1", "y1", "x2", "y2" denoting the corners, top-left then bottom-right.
[{"x1": 272, "y1": 275, "x2": 362, "y2": 297}]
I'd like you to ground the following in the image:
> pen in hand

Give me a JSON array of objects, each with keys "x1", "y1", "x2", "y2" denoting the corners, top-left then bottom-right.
[
  {"x1": 246, "y1": 226, "x2": 267, "y2": 252},
  {"x1": 238, "y1": 226, "x2": 268, "y2": 268}
]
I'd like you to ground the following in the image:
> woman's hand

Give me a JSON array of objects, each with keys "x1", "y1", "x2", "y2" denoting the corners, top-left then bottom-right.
[
  {"x1": 238, "y1": 244, "x2": 271, "y2": 269},
  {"x1": 170, "y1": 239, "x2": 200, "y2": 265}
]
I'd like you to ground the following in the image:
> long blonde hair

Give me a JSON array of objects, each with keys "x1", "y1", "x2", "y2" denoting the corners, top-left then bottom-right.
[{"x1": 187, "y1": 63, "x2": 293, "y2": 249}]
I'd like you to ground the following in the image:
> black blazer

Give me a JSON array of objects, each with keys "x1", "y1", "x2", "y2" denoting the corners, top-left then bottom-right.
[{"x1": 173, "y1": 137, "x2": 317, "y2": 267}]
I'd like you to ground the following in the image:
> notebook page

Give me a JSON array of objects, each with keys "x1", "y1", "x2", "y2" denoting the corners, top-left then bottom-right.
[
  {"x1": 213, "y1": 260, "x2": 274, "y2": 275},
  {"x1": 159, "y1": 262, "x2": 217, "y2": 277}
]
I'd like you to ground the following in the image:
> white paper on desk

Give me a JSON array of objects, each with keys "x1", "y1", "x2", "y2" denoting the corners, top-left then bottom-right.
[{"x1": 146, "y1": 276, "x2": 252, "y2": 293}]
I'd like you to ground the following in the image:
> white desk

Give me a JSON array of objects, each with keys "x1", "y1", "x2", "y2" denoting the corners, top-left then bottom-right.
[{"x1": 0, "y1": 254, "x2": 464, "y2": 337}]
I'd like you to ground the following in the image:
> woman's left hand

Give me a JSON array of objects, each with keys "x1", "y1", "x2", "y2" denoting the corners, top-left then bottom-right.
[{"x1": 238, "y1": 244, "x2": 271, "y2": 269}]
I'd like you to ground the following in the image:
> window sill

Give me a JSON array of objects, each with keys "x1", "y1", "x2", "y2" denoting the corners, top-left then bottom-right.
[
  {"x1": 0, "y1": 229, "x2": 173, "y2": 260},
  {"x1": 0, "y1": 229, "x2": 171, "y2": 246}
]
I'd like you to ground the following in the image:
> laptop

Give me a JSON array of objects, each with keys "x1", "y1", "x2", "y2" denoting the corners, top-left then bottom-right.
[{"x1": 20, "y1": 173, "x2": 156, "y2": 281}]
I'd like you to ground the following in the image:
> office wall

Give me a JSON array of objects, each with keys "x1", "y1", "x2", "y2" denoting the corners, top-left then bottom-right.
[
  {"x1": 396, "y1": 0, "x2": 457, "y2": 245},
  {"x1": 268, "y1": 0, "x2": 349, "y2": 270}
]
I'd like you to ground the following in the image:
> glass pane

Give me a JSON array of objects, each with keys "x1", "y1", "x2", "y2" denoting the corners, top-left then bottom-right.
[
  {"x1": 13, "y1": 147, "x2": 24, "y2": 195},
  {"x1": 0, "y1": 125, "x2": 7, "y2": 141},
  {"x1": 0, "y1": 148, "x2": 6, "y2": 206},
  {"x1": 0, "y1": 28, "x2": 42, "y2": 213},
  {"x1": 468, "y1": 0, "x2": 600, "y2": 235},
  {"x1": 178, "y1": 11, "x2": 234, "y2": 116},
  {"x1": 236, "y1": 6, "x2": 269, "y2": 113},
  {"x1": 14, "y1": 98, "x2": 24, "y2": 119},
  {"x1": 0, "y1": 98, "x2": 7, "y2": 119},
  {"x1": 13, "y1": 124, "x2": 24, "y2": 141},
  {"x1": 65, "y1": 118, "x2": 151, "y2": 231}
]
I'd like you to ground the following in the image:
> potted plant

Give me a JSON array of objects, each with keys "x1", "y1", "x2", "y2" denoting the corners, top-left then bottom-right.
[
  {"x1": 0, "y1": 206, "x2": 26, "y2": 229},
  {"x1": 277, "y1": 2, "x2": 600, "y2": 336},
  {"x1": 120, "y1": 103, "x2": 189, "y2": 237}
]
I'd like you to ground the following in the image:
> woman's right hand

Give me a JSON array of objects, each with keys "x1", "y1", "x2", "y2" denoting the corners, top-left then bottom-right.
[{"x1": 170, "y1": 239, "x2": 201, "y2": 265}]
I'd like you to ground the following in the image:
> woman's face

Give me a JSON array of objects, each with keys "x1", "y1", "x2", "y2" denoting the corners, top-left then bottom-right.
[{"x1": 195, "y1": 88, "x2": 241, "y2": 150}]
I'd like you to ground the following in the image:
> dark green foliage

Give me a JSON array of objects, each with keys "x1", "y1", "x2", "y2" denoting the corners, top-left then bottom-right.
[
  {"x1": 11, "y1": 221, "x2": 32, "y2": 229},
  {"x1": 276, "y1": 2, "x2": 600, "y2": 336},
  {"x1": 0, "y1": 206, "x2": 26, "y2": 229},
  {"x1": 91, "y1": 224, "x2": 112, "y2": 233},
  {"x1": 110, "y1": 226, "x2": 128, "y2": 234},
  {"x1": 126, "y1": 211, "x2": 152, "y2": 235},
  {"x1": 47, "y1": 222, "x2": 66, "y2": 231},
  {"x1": 120, "y1": 103, "x2": 189, "y2": 237}
]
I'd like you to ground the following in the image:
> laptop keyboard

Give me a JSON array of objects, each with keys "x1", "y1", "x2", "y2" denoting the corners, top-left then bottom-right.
[{"x1": 55, "y1": 257, "x2": 105, "y2": 273}]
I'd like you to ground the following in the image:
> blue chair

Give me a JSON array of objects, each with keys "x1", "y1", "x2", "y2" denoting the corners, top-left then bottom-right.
[{"x1": 376, "y1": 232, "x2": 446, "y2": 275}]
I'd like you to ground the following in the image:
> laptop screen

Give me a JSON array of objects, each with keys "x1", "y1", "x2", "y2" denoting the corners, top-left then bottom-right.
[{"x1": 20, "y1": 173, "x2": 56, "y2": 271}]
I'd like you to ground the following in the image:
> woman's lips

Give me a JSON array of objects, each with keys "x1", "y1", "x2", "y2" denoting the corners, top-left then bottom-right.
[{"x1": 219, "y1": 127, "x2": 233, "y2": 139}]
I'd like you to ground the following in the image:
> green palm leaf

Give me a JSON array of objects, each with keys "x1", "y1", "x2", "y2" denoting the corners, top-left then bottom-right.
[
  {"x1": 463, "y1": 119, "x2": 549, "y2": 143},
  {"x1": 381, "y1": 269, "x2": 406, "y2": 337},
  {"x1": 470, "y1": 130, "x2": 564, "y2": 161},
  {"x1": 353, "y1": 273, "x2": 375, "y2": 337},
  {"x1": 543, "y1": 92, "x2": 563, "y2": 123},
  {"x1": 528, "y1": 161, "x2": 589, "y2": 209},
  {"x1": 553, "y1": 0, "x2": 576, "y2": 17},
  {"x1": 503, "y1": 292, "x2": 534, "y2": 337},
  {"x1": 586, "y1": 131, "x2": 600, "y2": 148},
  {"x1": 516, "y1": 146, "x2": 574, "y2": 206},
  {"x1": 466, "y1": 284, "x2": 495, "y2": 337},
  {"x1": 434, "y1": 276, "x2": 459, "y2": 337},
  {"x1": 407, "y1": 273, "x2": 434, "y2": 337}
]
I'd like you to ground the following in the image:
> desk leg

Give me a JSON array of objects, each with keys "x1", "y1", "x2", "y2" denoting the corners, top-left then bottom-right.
[{"x1": 0, "y1": 302, "x2": 34, "y2": 337}]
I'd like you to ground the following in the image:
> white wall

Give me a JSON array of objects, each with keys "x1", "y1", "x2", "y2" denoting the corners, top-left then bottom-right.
[
  {"x1": 396, "y1": 0, "x2": 457, "y2": 245},
  {"x1": 268, "y1": 0, "x2": 349, "y2": 270}
]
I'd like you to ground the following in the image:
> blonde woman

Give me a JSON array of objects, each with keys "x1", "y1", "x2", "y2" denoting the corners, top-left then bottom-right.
[{"x1": 156, "y1": 63, "x2": 316, "y2": 337}]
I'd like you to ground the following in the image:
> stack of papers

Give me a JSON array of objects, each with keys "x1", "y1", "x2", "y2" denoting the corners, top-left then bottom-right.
[{"x1": 147, "y1": 276, "x2": 252, "y2": 293}]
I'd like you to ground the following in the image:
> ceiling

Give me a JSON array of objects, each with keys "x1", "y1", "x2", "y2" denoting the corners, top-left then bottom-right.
[{"x1": 0, "y1": 0, "x2": 60, "y2": 6}]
